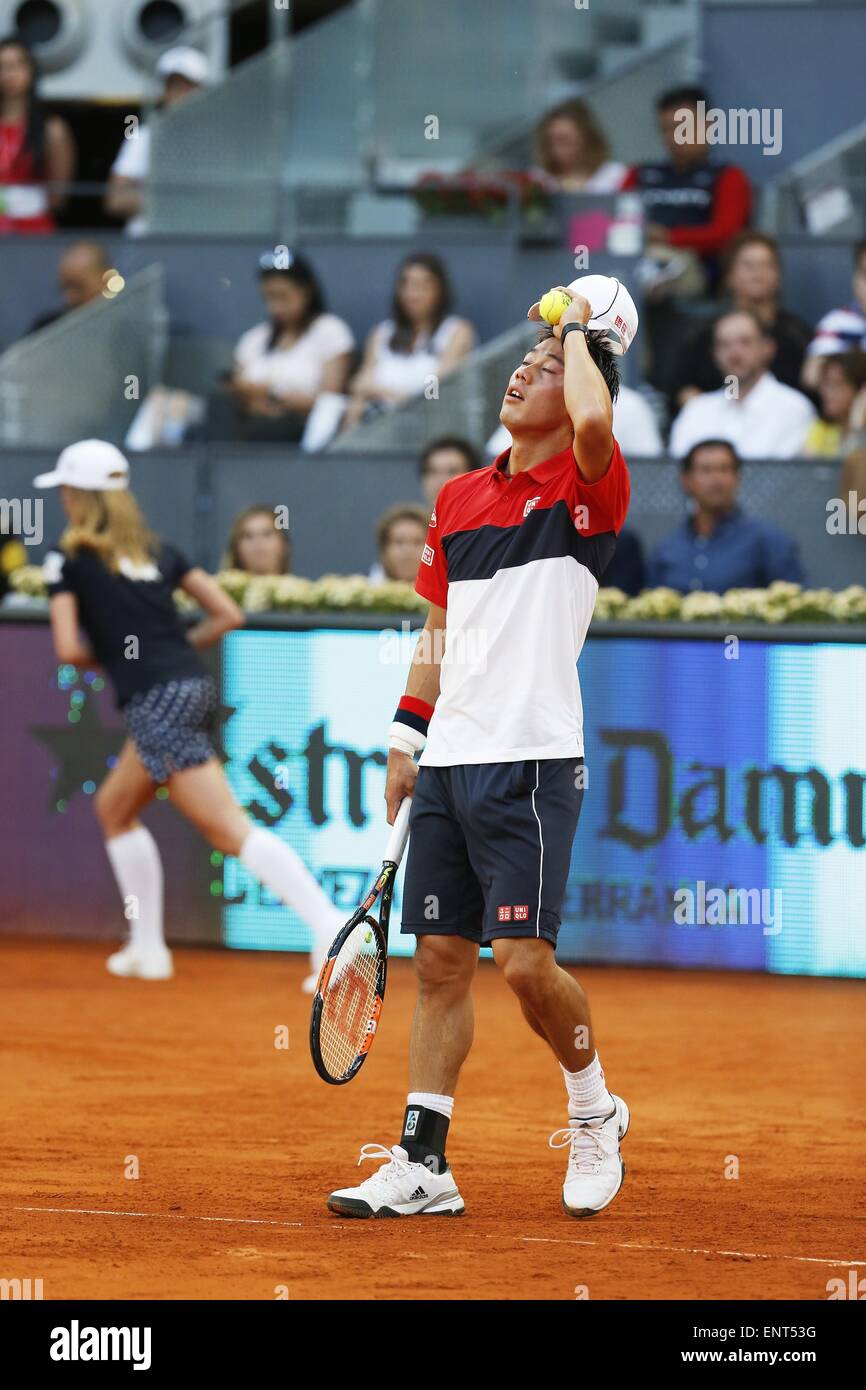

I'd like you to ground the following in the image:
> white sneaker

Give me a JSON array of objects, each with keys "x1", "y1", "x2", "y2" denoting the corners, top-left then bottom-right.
[
  {"x1": 106, "y1": 943, "x2": 174, "y2": 980},
  {"x1": 550, "y1": 1094, "x2": 630, "y2": 1217},
  {"x1": 327, "y1": 1143, "x2": 465, "y2": 1218}
]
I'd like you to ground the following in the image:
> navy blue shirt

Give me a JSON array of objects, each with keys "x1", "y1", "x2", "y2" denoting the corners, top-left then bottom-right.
[{"x1": 647, "y1": 507, "x2": 804, "y2": 594}]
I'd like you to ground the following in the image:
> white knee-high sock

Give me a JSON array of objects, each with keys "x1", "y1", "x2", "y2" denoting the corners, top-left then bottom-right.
[
  {"x1": 239, "y1": 827, "x2": 341, "y2": 955},
  {"x1": 105, "y1": 827, "x2": 165, "y2": 951}
]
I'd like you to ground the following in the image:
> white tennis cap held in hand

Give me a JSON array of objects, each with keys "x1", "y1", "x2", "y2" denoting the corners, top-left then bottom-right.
[
  {"x1": 565, "y1": 275, "x2": 638, "y2": 355},
  {"x1": 33, "y1": 439, "x2": 131, "y2": 491}
]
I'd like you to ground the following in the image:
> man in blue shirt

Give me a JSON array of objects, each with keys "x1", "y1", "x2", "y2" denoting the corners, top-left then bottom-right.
[{"x1": 647, "y1": 438, "x2": 804, "y2": 592}]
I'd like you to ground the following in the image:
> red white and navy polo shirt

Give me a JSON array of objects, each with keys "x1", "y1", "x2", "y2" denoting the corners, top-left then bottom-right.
[{"x1": 415, "y1": 440, "x2": 630, "y2": 765}]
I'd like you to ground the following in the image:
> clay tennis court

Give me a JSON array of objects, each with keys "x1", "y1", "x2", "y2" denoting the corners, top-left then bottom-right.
[{"x1": 2, "y1": 937, "x2": 862, "y2": 1301}]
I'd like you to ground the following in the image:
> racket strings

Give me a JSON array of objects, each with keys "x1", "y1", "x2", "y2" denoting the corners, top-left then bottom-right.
[{"x1": 318, "y1": 922, "x2": 381, "y2": 1079}]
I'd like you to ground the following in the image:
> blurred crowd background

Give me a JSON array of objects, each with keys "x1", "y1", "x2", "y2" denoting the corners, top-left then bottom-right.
[{"x1": 1, "y1": 0, "x2": 864, "y2": 602}]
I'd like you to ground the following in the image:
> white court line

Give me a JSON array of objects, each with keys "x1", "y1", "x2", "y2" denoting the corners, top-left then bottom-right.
[
  {"x1": 12, "y1": 1205, "x2": 302, "y2": 1229},
  {"x1": 11, "y1": 1207, "x2": 864, "y2": 1268},
  {"x1": 521, "y1": 1236, "x2": 866, "y2": 1267}
]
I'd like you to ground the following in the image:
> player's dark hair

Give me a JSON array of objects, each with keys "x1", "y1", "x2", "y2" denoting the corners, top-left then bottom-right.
[
  {"x1": 419, "y1": 435, "x2": 482, "y2": 476},
  {"x1": 656, "y1": 85, "x2": 709, "y2": 113},
  {"x1": 535, "y1": 325, "x2": 620, "y2": 403},
  {"x1": 854, "y1": 238, "x2": 866, "y2": 268},
  {"x1": 682, "y1": 439, "x2": 742, "y2": 472}
]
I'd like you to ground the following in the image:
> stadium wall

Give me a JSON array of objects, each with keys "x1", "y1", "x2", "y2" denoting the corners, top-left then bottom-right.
[{"x1": 2, "y1": 613, "x2": 865, "y2": 979}]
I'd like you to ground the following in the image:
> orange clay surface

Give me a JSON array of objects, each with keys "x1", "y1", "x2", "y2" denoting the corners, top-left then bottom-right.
[{"x1": 1, "y1": 938, "x2": 863, "y2": 1301}]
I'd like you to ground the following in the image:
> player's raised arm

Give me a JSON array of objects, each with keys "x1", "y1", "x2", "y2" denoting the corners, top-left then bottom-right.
[
  {"x1": 384, "y1": 601, "x2": 445, "y2": 824},
  {"x1": 557, "y1": 293, "x2": 615, "y2": 483}
]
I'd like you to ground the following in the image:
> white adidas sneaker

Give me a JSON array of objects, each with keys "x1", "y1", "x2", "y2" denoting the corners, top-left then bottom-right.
[
  {"x1": 327, "y1": 1143, "x2": 465, "y2": 1218},
  {"x1": 549, "y1": 1094, "x2": 630, "y2": 1217},
  {"x1": 106, "y1": 943, "x2": 174, "y2": 981}
]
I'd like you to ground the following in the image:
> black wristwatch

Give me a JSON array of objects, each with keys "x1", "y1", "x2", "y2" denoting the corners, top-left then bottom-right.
[{"x1": 560, "y1": 321, "x2": 590, "y2": 346}]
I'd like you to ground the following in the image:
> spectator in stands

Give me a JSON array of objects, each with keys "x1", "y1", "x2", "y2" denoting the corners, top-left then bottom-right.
[
  {"x1": 669, "y1": 232, "x2": 812, "y2": 410},
  {"x1": 27, "y1": 240, "x2": 110, "y2": 333},
  {"x1": 486, "y1": 381, "x2": 663, "y2": 459},
  {"x1": 225, "y1": 505, "x2": 291, "y2": 576},
  {"x1": 343, "y1": 254, "x2": 476, "y2": 431},
  {"x1": 669, "y1": 310, "x2": 815, "y2": 459},
  {"x1": 0, "y1": 36, "x2": 74, "y2": 233},
  {"x1": 533, "y1": 99, "x2": 626, "y2": 194},
  {"x1": 803, "y1": 351, "x2": 866, "y2": 457},
  {"x1": 210, "y1": 252, "x2": 354, "y2": 444},
  {"x1": 419, "y1": 436, "x2": 482, "y2": 513},
  {"x1": 369, "y1": 503, "x2": 429, "y2": 583},
  {"x1": 623, "y1": 86, "x2": 751, "y2": 295},
  {"x1": 648, "y1": 439, "x2": 804, "y2": 592},
  {"x1": 104, "y1": 46, "x2": 209, "y2": 237},
  {"x1": 600, "y1": 530, "x2": 646, "y2": 597},
  {"x1": 801, "y1": 240, "x2": 866, "y2": 392}
]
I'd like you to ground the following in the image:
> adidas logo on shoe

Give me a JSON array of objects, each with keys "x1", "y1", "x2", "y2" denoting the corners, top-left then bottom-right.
[{"x1": 408, "y1": 1186, "x2": 429, "y2": 1202}]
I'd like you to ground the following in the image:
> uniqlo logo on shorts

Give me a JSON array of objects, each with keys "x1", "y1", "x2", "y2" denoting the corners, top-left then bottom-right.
[
  {"x1": 497, "y1": 906, "x2": 512, "y2": 922},
  {"x1": 514, "y1": 905, "x2": 529, "y2": 921},
  {"x1": 421, "y1": 543, "x2": 434, "y2": 566}
]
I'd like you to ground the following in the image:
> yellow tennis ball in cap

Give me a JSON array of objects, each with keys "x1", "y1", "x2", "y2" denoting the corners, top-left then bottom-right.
[{"x1": 539, "y1": 289, "x2": 572, "y2": 325}]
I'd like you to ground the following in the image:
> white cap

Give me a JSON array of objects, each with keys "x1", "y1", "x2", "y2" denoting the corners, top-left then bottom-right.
[
  {"x1": 565, "y1": 275, "x2": 638, "y2": 355},
  {"x1": 156, "y1": 46, "x2": 209, "y2": 87},
  {"x1": 528, "y1": 274, "x2": 639, "y2": 355},
  {"x1": 33, "y1": 440, "x2": 130, "y2": 491}
]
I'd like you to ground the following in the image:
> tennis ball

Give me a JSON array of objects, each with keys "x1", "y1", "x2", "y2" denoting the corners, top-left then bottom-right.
[{"x1": 539, "y1": 289, "x2": 572, "y2": 325}]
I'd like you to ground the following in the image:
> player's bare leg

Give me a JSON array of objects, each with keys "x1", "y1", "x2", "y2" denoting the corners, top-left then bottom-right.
[
  {"x1": 493, "y1": 938, "x2": 597, "y2": 1065},
  {"x1": 494, "y1": 937, "x2": 629, "y2": 1217},
  {"x1": 408, "y1": 935, "x2": 479, "y2": 1094},
  {"x1": 326, "y1": 935, "x2": 476, "y2": 1219}
]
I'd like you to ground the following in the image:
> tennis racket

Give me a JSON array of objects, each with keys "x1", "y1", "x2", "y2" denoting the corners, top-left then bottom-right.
[{"x1": 309, "y1": 796, "x2": 412, "y2": 1085}]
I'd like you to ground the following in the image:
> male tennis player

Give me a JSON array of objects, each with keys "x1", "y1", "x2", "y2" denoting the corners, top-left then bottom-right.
[{"x1": 328, "y1": 277, "x2": 637, "y2": 1219}]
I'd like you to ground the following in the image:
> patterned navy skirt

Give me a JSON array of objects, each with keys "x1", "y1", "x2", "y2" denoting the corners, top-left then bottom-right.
[{"x1": 123, "y1": 676, "x2": 218, "y2": 783}]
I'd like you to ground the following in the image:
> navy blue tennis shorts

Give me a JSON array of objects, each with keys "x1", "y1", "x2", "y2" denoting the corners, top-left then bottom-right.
[
  {"x1": 401, "y1": 758, "x2": 585, "y2": 947},
  {"x1": 123, "y1": 676, "x2": 218, "y2": 783}
]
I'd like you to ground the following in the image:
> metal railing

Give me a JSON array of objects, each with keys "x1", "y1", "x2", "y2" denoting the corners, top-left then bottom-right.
[
  {"x1": 765, "y1": 119, "x2": 866, "y2": 239},
  {"x1": 0, "y1": 265, "x2": 167, "y2": 447}
]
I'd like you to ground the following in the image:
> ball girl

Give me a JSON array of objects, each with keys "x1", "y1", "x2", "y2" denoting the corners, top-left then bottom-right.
[{"x1": 36, "y1": 439, "x2": 341, "y2": 986}]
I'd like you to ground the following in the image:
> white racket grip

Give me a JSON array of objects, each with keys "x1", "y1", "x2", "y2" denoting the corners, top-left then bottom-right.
[{"x1": 384, "y1": 796, "x2": 412, "y2": 866}]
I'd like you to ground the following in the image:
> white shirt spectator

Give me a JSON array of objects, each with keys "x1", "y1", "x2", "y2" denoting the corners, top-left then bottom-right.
[
  {"x1": 485, "y1": 384, "x2": 662, "y2": 459},
  {"x1": 110, "y1": 126, "x2": 151, "y2": 237},
  {"x1": 234, "y1": 313, "x2": 355, "y2": 398},
  {"x1": 368, "y1": 316, "x2": 466, "y2": 399},
  {"x1": 535, "y1": 161, "x2": 627, "y2": 194},
  {"x1": 669, "y1": 372, "x2": 816, "y2": 459}
]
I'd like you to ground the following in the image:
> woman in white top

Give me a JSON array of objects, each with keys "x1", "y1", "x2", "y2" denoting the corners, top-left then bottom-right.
[
  {"x1": 343, "y1": 253, "x2": 476, "y2": 430},
  {"x1": 534, "y1": 99, "x2": 626, "y2": 195},
  {"x1": 213, "y1": 252, "x2": 355, "y2": 442}
]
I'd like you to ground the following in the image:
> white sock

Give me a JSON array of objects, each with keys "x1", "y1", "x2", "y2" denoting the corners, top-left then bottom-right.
[
  {"x1": 239, "y1": 827, "x2": 341, "y2": 958},
  {"x1": 561, "y1": 1053, "x2": 613, "y2": 1119},
  {"x1": 407, "y1": 1091, "x2": 454, "y2": 1121},
  {"x1": 105, "y1": 827, "x2": 165, "y2": 952}
]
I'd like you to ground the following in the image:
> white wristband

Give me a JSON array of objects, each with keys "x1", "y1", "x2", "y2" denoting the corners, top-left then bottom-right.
[{"x1": 388, "y1": 720, "x2": 427, "y2": 755}]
